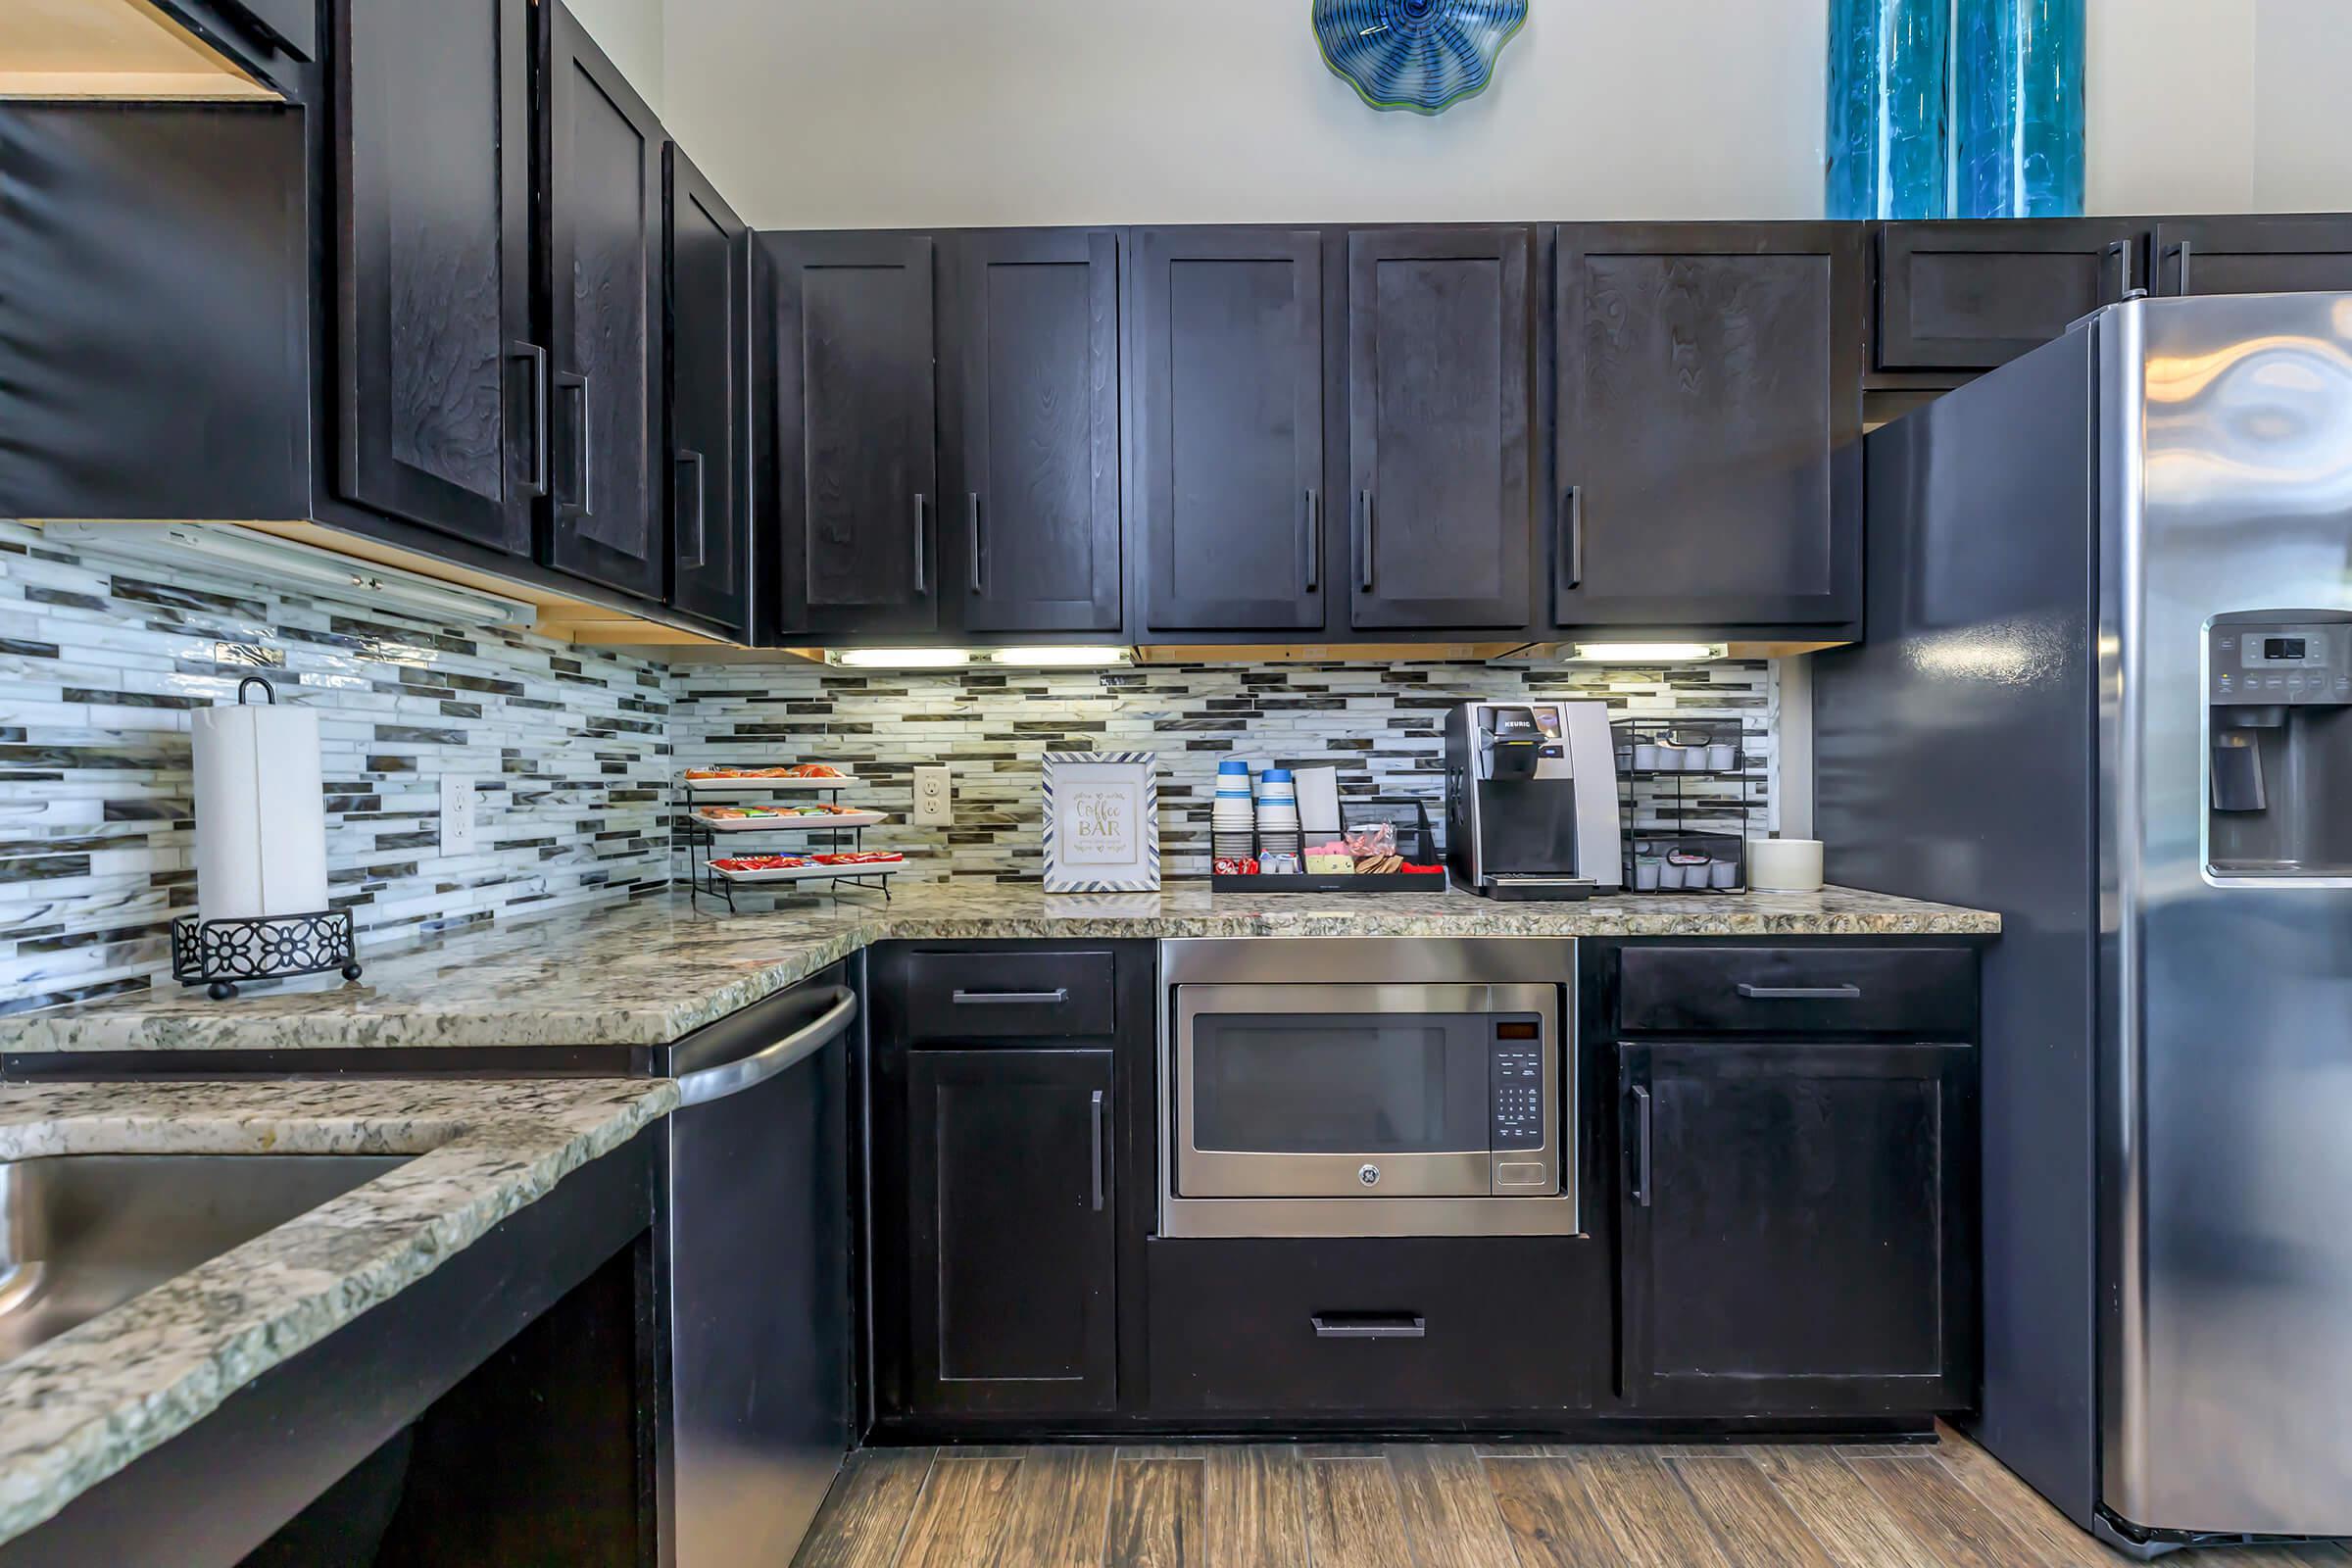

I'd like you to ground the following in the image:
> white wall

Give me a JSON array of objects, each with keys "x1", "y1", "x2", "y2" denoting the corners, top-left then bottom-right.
[
  {"x1": 648, "y1": 0, "x2": 2352, "y2": 230},
  {"x1": 2085, "y1": 0, "x2": 2352, "y2": 216},
  {"x1": 658, "y1": 0, "x2": 1828, "y2": 228},
  {"x1": 565, "y1": 0, "x2": 665, "y2": 115}
]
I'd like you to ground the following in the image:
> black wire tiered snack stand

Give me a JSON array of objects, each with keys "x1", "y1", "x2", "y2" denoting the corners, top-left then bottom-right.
[
  {"x1": 1611, "y1": 718, "x2": 1762, "y2": 895},
  {"x1": 680, "y1": 772, "x2": 902, "y2": 911}
]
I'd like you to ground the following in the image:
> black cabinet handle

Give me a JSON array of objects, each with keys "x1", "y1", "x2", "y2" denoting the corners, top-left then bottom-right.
[
  {"x1": 510, "y1": 342, "x2": 549, "y2": 498},
  {"x1": 1736, "y1": 983, "x2": 1862, "y2": 1000},
  {"x1": 1311, "y1": 1313, "x2": 1426, "y2": 1340},
  {"x1": 1629, "y1": 1084, "x2": 1653, "y2": 1209},
  {"x1": 967, "y1": 492, "x2": 986, "y2": 595},
  {"x1": 949, "y1": 988, "x2": 1069, "y2": 1005},
  {"x1": 1356, "y1": 490, "x2": 1375, "y2": 592},
  {"x1": 1299, "y1": 489, "x2": 1320, "y2": 594},
  {"x1": 911, "y1": 492, "x2": 928, "y2": 593},
  {"x1": 2103, "y1": 239, "x2": 2136, "y2": 302},
  {"x1": 555, "y1": 371, "x2": 591, "y2": 514},
  {"x1": 1560, "y1": 484, "x2": 1585, "y2": 590},
  {"x1": 676, "y1": 449, "x2": 707, "y2": 568},
  {"x1": 1090, "y1": 1089, "x2": 1106, "y2": 1212},
  {"x1": 2169, "y1": 239, "x2": 2193, "y2": 296}
]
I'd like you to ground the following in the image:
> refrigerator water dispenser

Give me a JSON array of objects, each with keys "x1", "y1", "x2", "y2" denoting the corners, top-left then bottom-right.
[{"x1": 2207, "y1": 612, "x2": 2352, "y2": 876}]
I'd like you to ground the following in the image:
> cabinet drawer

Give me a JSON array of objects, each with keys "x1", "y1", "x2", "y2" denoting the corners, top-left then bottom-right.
[
  {"x1": 1618, "y1": 946, "x2": 1975, "y2": 1037},
  {"x1": 1146, "y1": 1237, "x2": 1592, "y2": 1415},
  {"x1": 901, "y1": 950, "x2": 1116, "y2": 1040}
]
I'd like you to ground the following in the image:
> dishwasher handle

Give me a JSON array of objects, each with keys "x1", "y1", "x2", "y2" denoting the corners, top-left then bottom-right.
[{"x1": 674, "y1": 986, "x2": 858, "y2": 1106}]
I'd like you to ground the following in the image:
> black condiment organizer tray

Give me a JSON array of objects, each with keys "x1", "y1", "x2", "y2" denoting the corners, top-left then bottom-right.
[
  {"x1": 1210, "y1": 798, "x2": 1449, "y2": 894},
  {"x1": 1610, "y1": 717, "x2": 1761, "y2": 896}
]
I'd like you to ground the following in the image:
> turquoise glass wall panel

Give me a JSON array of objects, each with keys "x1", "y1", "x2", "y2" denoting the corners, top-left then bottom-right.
[
  {"x1": 1826, "y1": 0, "x2": 1952, "y2": 220},
  {"x1": 1952, "y1": 0, "x2": 2085, "y2": 216}
]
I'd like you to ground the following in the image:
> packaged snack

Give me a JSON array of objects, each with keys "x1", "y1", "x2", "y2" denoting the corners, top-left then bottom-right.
[{"x1": 1343, "y1": 821, "x2": 1398, "y2": 860}]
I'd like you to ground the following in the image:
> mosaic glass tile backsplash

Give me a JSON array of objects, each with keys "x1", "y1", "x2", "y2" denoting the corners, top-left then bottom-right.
[
  {"x1": 0, "y1": 520, "x2": 672, "y2": 1014},
  {"x1": 667, "y1": 658, "x2": 1775, "y2": 900},
  {"x1": 2, "y1": 515, "x2": 1775, "y2": 1010}
]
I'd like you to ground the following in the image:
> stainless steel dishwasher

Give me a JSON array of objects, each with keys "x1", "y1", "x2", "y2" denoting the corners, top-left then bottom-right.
[{"x1": 662, "y1": 964, "x2": 858, "y2": 1565}]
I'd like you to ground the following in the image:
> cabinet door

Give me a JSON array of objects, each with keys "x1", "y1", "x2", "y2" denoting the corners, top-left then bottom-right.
[
  {"x1": 1554, "y1": 223, "x2": 1863, "y2": 629},
  {"x1": 1347, "y1": 226, "x2": 1534, "y2": 630},
  {"x1": 1878, "y1": 219, "x2": 2138, "y2": 370},
  {"x1": 906, "y1": 1049, "x2": 1116, "y2": 1415},
  {"x1": 665, "y1": 146, "x2": 750, "y2": 636},
  {"x1": 1618, "y1": 1039, "x2": 1976, "y2": 1414},
  {"x1": 943, "y1": 230, "x2": 1121, "y2": 635},
  {"x1": 1132, "y1": 227, "x2": 1327, "y2": 634},
  {"x1": 2150, "y1": 215, "x2": 2352, "y2": 299},
  {"x1": 766, "y1": 232, "x2": 940, "y2": 637},
  {"x1": 334, "y1": 0, "x2": 537, "y2": 556},
  {"x1": 547, "y1": 3, "x2": 666, "y2": 601}
]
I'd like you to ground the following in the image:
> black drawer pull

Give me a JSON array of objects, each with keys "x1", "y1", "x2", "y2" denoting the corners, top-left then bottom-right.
[
  {"x1": 1736, "y1": 983, "x2": 1862, "y2": 1001},
  {"x1": 1311, "y1": 1314, "x2": 1426, "y2": 1341},
  {"x1": 949, "y1": 988, "x2": 1070, "y2": 1005}
]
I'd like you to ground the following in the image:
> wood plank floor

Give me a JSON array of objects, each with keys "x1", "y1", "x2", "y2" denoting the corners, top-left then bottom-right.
[{"x1": 791, "y1": 1424, "x2": 2352, "y2": 1568}]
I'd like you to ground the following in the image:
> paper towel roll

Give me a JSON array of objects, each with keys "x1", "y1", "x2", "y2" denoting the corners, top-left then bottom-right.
[
  {"x1": 1746, "y1": 837, "x2": 1825, "y2": 894},
  {"x1": 193, "y1": 681, "x2": 329, "y2": 923}
]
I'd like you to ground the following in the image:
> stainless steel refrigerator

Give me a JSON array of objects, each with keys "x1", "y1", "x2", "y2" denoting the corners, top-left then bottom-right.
[{"x1": 1817, "y1": 291, "x2": 2352, "y2": 1555}]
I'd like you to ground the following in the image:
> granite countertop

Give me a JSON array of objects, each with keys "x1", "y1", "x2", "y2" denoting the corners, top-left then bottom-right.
[
  {"x1": 0, "y1": 1076, "x2": 677, "y2": 1547},
  {"x1": 4, "y1": 882, "x2": 1999, "y2": 1054}
]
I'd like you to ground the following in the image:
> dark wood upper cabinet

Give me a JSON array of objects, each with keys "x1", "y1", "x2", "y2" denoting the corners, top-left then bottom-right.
[
  {"x1": 764, "y1": 231, "x2": 940, "y2": 638},
  {"x1": 942, "y1": 230, "x2": 1122, "y2": 635},
  {"x1": 2149, "y1": 214, "x2": 2352, "y2": 298},
  {"x1": 665, "y1": 146, "x2": 750, "y2": 636},
  {"x1": 334, "y1": 0, "x2": 537, "y2": 557},
  {"x1": 1618, "y1": 1038, "x2": 1976, "y2": 1414},
  {"x1": 546, "y1": 3, "x2": 666, "y2": 602},
  {"x1": 1878, "y1": 219, "x2": 2138, "y2": 370},
  {"x1": 1553, "y1": 222, "x2": 1863, "y2": 630},
  {"x1": 904, "y1": 1048, "x2": 1117, "y2": 1416},
  {"x1": 1346, "y1": 226, "x2": 1535, "y2": 631},
  {"x1": 1130, "y1": 227, "x2": 1328, "y2": 635}
]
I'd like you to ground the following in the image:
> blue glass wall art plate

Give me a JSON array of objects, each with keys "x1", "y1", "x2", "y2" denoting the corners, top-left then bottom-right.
[{"x1": 1313, "y1": 0, "x2": 1530, "y2": 116}]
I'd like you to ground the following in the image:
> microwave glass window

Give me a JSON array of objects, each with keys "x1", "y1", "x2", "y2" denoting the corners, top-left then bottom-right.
[{"x1": 1188, "y1": 1013, "x2": 1492, "y2": 1154}]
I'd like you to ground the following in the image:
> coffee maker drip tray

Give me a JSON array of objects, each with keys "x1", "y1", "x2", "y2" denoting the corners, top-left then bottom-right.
[{"x1": 1479, "y1": 875, "x2": 1597, "y2": 902}]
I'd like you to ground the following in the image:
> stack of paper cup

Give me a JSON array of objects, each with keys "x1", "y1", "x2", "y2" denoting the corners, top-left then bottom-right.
[
  {"x1": 1211, "y1": 760, "x2": 1256, "y2": 860},
  {"x1": 1255, "y1": 768, "x2": 1301, "y2": 857}
]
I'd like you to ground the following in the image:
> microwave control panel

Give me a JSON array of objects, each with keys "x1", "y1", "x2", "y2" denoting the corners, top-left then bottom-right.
[{"x1": 1490, "y1": 1023, "x2": 1545, "y2": 1150}]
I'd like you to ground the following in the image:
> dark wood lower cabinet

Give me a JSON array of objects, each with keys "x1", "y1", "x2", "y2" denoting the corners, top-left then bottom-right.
[
  {"x1": 1617, "y1": 1038, "x2": 1977, "y2": 1415},
  {"x1": 903, "y1": 1048, "x2": 1117, "y2": 1416}
]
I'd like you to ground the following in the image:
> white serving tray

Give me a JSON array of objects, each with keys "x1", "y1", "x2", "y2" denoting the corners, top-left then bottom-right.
[
  {"x1": 692, "y1": 809, "x2": 888, "y2": 833},
  {"x1": 707, "y1": 856, "x2": 906, "y2": 884},
  {"x1": 683, "y1": 773, "x2": 858, "y2": 794}
]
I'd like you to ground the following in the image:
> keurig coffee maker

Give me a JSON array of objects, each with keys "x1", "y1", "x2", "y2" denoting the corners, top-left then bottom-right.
[{"x1": 1444, "y1": 701, "x2": 1623, "y2": 900}]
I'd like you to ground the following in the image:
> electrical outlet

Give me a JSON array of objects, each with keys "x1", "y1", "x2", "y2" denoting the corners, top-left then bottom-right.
[
  {"x1": 439, "y1": 774, "x2": 477, "y2": 855},
  {"x1": 912, "y1": 764, "x2": 953, "y2": 827}
]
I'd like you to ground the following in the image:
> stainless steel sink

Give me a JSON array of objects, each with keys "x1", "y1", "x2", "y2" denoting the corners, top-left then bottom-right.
[{"x1": 0, "y1": 1153, "x2": 410, "y2": 1362}]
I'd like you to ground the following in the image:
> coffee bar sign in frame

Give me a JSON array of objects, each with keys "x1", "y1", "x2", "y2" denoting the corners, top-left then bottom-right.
[{"x1": 1042, "y1": 753, "x2": 1160, "y2": 893}]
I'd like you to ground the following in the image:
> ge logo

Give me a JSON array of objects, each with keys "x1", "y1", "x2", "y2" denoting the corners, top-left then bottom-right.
[{"x1": 1357, "y1": 1163, "x2": 1381, "y2": 1187}]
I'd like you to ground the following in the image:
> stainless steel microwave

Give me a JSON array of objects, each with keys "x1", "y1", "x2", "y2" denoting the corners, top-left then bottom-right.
[{"x1": 1158, "y1": 937, "x2": 1580, "y2": 1238}]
